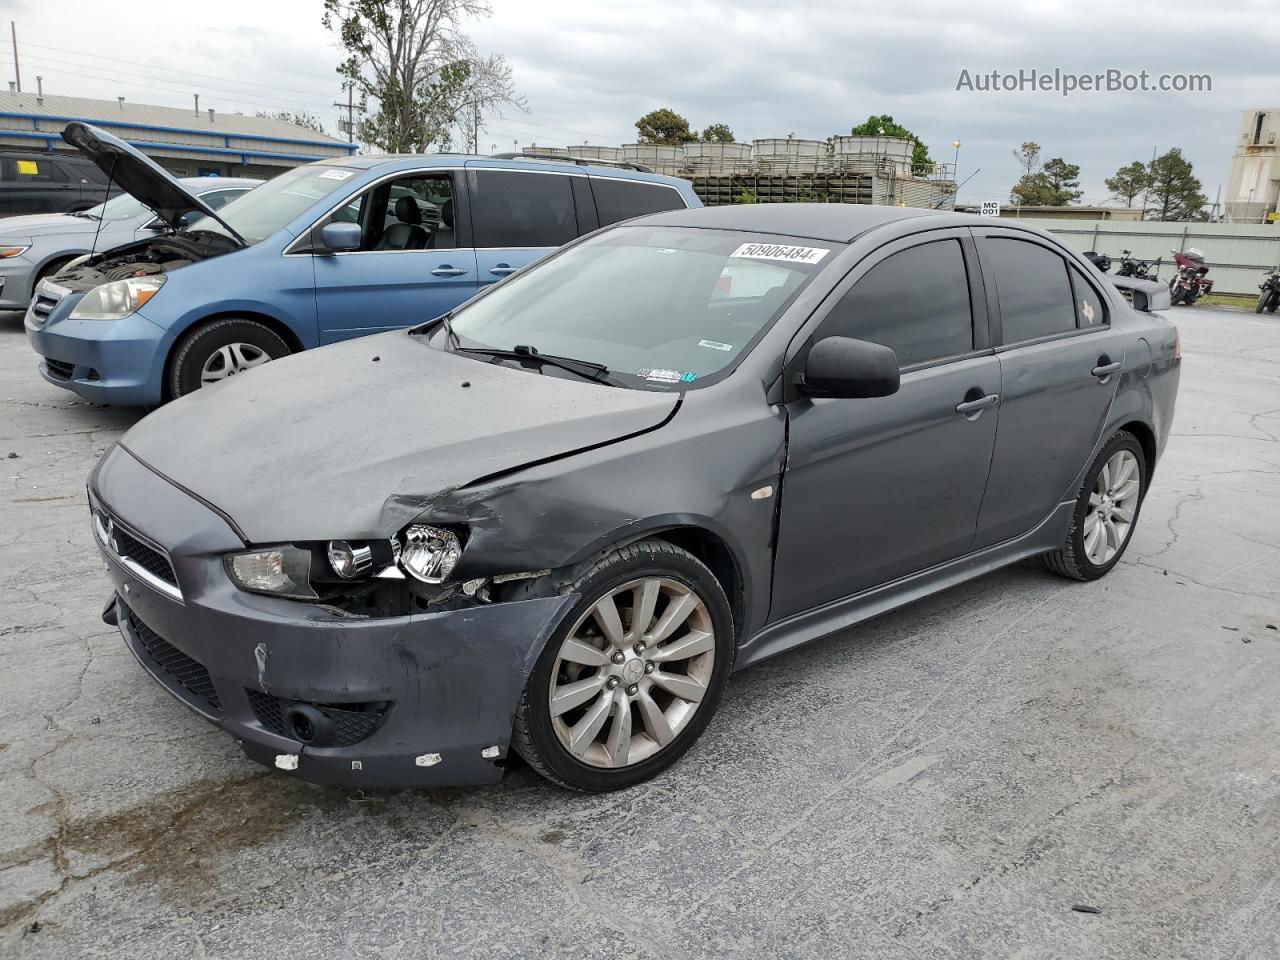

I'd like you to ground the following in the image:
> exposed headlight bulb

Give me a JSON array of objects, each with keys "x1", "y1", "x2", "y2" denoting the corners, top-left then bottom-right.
[
  {"x1": 399, "y1": 525, "x2": 463, "y2": 584},
  {"x1": 327, "y1": 540, "x2": 374, "y2": 579}
]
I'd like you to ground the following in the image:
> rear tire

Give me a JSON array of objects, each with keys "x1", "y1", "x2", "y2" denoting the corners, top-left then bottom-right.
[
  {"x1": 167, "y1": 319, "x2": 290, "y2": 400},
  {"x1": 512, "y1": 539, "x2": 735, "y2": 792},
  {"x1": 1043, "y1": 431, "x2": 1146, "y2": 582}
]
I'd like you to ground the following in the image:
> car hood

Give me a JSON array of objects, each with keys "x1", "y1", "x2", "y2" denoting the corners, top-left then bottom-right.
[
  {"x1": 0, "y1": 212, "x2": 100, "y2": 240},
  {"x1": 61, "y1": 122, "x2": 246, "y2": 243},
  {"x1": 117, "y1": 331, "x2": 680, "y2": 543}
]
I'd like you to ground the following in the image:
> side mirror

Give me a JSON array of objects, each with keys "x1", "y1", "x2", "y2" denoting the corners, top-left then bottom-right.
[
  {"x1": 799, "y1": 336, "x2": 900, "y2": 399},
  {"x1": 320, "y1": 221, "x2": 362, "y2": 254}
]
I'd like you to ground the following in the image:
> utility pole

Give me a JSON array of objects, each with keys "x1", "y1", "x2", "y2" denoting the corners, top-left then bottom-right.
[
  {"x1": 10, "y1": 21, "x2": 20, "y2": 93},
  {"x1": 333, "y1": 84, "x2": 354, "y2": 144}
]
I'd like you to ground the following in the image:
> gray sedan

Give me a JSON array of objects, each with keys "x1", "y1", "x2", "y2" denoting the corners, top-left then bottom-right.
[
  {"x1": 89, "y1": 204, "x2": 1179, "y2": 792},
  {"x1": 0, "y1": 176, "x2": 259, "y2": 310}
]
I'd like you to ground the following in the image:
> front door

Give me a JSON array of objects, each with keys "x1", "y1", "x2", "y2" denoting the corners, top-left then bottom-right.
[
  {"x1": 312, "y1": 172, "x2": 478, "y2": 344},
  {"x1": 970, "y1": 231, "x2": 1129, "y2": 548},
  {"x1": 466, "y1": 167, "x2": 583, "y2": 286},
  {"x1": 772, "y1": 232, "x2": 1000, "y2": 619}
]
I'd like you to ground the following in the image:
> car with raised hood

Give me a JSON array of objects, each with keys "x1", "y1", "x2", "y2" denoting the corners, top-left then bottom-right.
[
  {"x1": 0, "y1": 175, "x2": 259, "y2": 312},
  {"x1": 25, "y1": 122, "x2": 699, "y2": 405},
  {"x1": 91, "y1": 204, "x2": 1180, "y2": 792}
]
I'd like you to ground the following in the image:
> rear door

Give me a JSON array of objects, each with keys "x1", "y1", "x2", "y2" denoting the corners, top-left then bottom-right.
[
  {"x1": 771, "y1": 230, "x2": 1000, "y2": 618},
  {"x1": 466, "y1": 167, "x2": 582, "y2": 283},
  {"x1": 310, "y1": 170, "x2": 478, "y2": 343},
  {"x1": 970, "y1": 229, "x2": 1128, "y2": 548}
]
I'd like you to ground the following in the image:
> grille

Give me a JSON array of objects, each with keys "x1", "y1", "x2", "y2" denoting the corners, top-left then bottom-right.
[
  {"x1": 247, "y1": 689, "x2": 389, "y2": 747},
  {"x1": 127, "y1": 608, "x2": 222, "y2": 713},
  {"x1": 29, "y1": 290, "x2": 60, "y2": 327},
  {"x1": 96, "y1": 509, "x2": 180, "y2": 595},
  {"x1": 44, "y1": 358, "x2": 74, "y2": 380}
]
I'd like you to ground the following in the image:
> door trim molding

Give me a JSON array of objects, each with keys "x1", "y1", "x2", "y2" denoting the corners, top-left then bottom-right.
[{"x1": 736, "y1": 499, "x2": 1074, "y2": 670}]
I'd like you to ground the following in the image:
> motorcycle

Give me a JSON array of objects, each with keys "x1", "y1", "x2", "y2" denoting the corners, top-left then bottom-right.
[
  {"x1": 1257, "y1": 269, "x2": 1280, "y2": 314},
  {"x1": 1169, "y1": 248, "x2": 1212, "y2": 305},
  {"x1": 1115, "y1": 249, "x2": 1159, "y2": 282},
  {"x1": 1083, "y1": 250, "x2": 1112, "y2": 273}
]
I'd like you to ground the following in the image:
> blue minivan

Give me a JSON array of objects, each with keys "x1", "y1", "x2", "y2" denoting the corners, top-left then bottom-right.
[{"x1": 25, "y1": 123, "x2": 701, "y2": 405}]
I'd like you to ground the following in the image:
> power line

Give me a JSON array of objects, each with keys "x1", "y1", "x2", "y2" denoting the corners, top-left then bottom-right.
[
  {"x1": 19, "y1": 55, "x2": 336, "y2": 112},
  {"x1": 19, "y1": 39, "x2": 339, "y2": 102}
]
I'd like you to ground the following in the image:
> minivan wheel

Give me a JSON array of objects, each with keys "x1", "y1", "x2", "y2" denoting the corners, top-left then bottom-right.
[
  {"x1": 168, "y1": 319, "x2": 290, "y2": 399},
  {"x1": 512, "y1": 539, "x2": 735, "y2": 792},
  {"x1": 1043, "y1": 431, "x2": 1146, "y2": 581}
]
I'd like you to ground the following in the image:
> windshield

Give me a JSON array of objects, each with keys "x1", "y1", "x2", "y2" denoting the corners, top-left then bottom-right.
[
  {"x1": 80, "y1": 191, "x2": 153, "y2": 221},
  {"x1": 444, "y1": 226, "x2": 831, "y2": 389},
  {"x1": 185, "y1": 164, "x2": 359, "y2": 245}
]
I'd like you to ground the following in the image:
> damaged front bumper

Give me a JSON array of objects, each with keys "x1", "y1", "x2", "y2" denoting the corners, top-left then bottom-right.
[{"x1": 91, "y1": 445, "x2": 575, "y2": 789}]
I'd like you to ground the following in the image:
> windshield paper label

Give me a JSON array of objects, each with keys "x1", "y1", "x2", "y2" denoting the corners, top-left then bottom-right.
[
  {"x1": 731, "y1": 242, "x2": 829, "y2": 265},
  {"x1": 318, "y1": 169, "x2": 354, "y2": 181}
]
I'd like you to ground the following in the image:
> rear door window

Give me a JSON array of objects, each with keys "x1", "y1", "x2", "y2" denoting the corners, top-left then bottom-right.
[
  {"x1": 592, "y1": 178, "x2": 686, "y2": 226},
  {"x1": 1069, "y1": 264, "x2": 1108, "y2": 328},
  {"x1": 815, "y1": 239, "x2": 974, "y2": 367},
  {"x1": 980, "y1": 238, "x2": 1078, "y2": 343},
  {"x1": 470, "y1": 170, "x2": 577, "y2": 247}
]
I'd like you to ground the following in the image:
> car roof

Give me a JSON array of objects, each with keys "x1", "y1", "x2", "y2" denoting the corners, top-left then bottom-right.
[
  {"x1": 631, "y1": 203, "x2": 957, "y2": 242},
  {"x1": 175, "y1": 176, "x2": 262, "y2": 191},
  {"x1": 310, "y1": 152, "x2": 688, "y2": 186}
]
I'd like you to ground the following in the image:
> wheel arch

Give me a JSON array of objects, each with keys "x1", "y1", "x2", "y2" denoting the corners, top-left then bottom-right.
[
  {"x1": 1118, "y1": 419, "x2": 1158, "y2": 487},
  {"x1": 161, "y1": 310, "x2": 304, "y2": 400}
]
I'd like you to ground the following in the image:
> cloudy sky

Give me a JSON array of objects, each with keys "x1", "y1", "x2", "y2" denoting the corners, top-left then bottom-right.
[{"x1": 4, "y1": 0, "x2": 1276, "y2": 208}]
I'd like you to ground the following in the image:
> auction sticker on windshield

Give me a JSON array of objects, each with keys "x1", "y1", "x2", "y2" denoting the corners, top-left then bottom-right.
[
  {"x1": 318, "y1": 169, "x2": 355, "y2": 181},
  {"x1": 731, "y1": 242, "x2": 829, "y2": 265}
]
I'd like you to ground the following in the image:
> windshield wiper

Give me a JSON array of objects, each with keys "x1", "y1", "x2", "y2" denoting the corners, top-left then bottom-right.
[{"x1": 456, "y1": 343, "x2": 621, "y2": 386}]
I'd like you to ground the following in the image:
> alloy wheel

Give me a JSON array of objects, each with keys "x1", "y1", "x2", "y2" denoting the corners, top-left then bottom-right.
[
  {"x1": 200, "y1": 342, "x2": 272, "y2": 385},
  {"x1": 1083, "y1": 449, "x2": 1140, "y2": 565},
  {"x1": 548, "y1": 577, "x2": 716, "y2": 769}
]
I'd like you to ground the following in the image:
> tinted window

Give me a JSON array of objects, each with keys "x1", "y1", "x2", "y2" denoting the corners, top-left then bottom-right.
[
  {"x1": 4, "y1": 157, "x2": 58, "y2": 181},
  {"x1": 471, "y1": 170, "x2": 577, "y2": 248},
  {"x1": 1069, "y1": 265, "x2": 1107, "y2": 328},
  {"x1": 593, "y1": 178, "x2": 685, "y2": 226},
  {"x1": 816, "y1": 239, "x2": 973, "y2": 366},
  {"x1": 982, "y1": 238, "x2": 1077, "y2": 343}
]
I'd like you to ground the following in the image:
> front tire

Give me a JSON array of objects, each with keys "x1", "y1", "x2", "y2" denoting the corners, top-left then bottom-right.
[
  {"x1": 167, "y1": 318, "x2": 290, "y2": 400},
  {"x1": 512, "y1": 539, "x2": 735, "y2": 792},
  {"x1": 1043, "y1": 431, "x2": 1146, "y2": 581}
]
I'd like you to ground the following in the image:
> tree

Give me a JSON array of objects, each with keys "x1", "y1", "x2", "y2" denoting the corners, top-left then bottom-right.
[
  {"x1": 1010, "y1": 156, "x2": 1082, "y2": 206},
  {"x1": 256, "y1": 110, "x2": 328, "y2": 135},
  {"x1": 322, "y1": 0, "x2": 524, "y2": 153},
  {"x1": 1105, "y1": 161, "x2": 1150, "y2": 207},
  {"x1": 851, "y1": 114, "x2": 932, "y2": 169},
  {"x1": 700, "y1": 123, "x2": 735, "y2": 143},
  {"x1": 635, "y1": 108, "x2": 696, "y2": 145},
  {"x1": 1012, "y1": 141, "x2": 1041, "y2": 176},
  {"x1": 1145, "y1": 148, "x2": 1207, "y2": 221}
]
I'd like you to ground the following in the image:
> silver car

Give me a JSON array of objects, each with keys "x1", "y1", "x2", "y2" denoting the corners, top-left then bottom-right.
[{"x1": 0, "y1": 176, "x2": 260, "y2": 310}]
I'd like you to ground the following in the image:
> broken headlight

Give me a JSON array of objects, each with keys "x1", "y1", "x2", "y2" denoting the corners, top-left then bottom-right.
[
  {"x1": 399, "y1": 525, "x2": 463, "y2": 584},
  {"x1": 225, "y1": 546, "x2": 317, "y2": 600}
]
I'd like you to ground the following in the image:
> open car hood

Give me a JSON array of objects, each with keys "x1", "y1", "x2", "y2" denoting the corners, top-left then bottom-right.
[
  {"x1": 61, "y1": 122, "x2": 247, "y2": 244},
  {"x1": 117, "y1": 331, "x2": 680, "y2": 543}
]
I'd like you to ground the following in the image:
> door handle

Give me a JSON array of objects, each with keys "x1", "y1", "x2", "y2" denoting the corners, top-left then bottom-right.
[
  {"x1": 1092, "y1": 358, "x2": 1122, "y2": 380},
  {"x1": 431, "y1": 266, "x2": 467, "y2": 277},
  {"x1": 955, "y1": 393, "x2": 1000, "y2": 416},
  {"x1": 488, "y1": 263, "x2": 517, "y2": 276}
]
